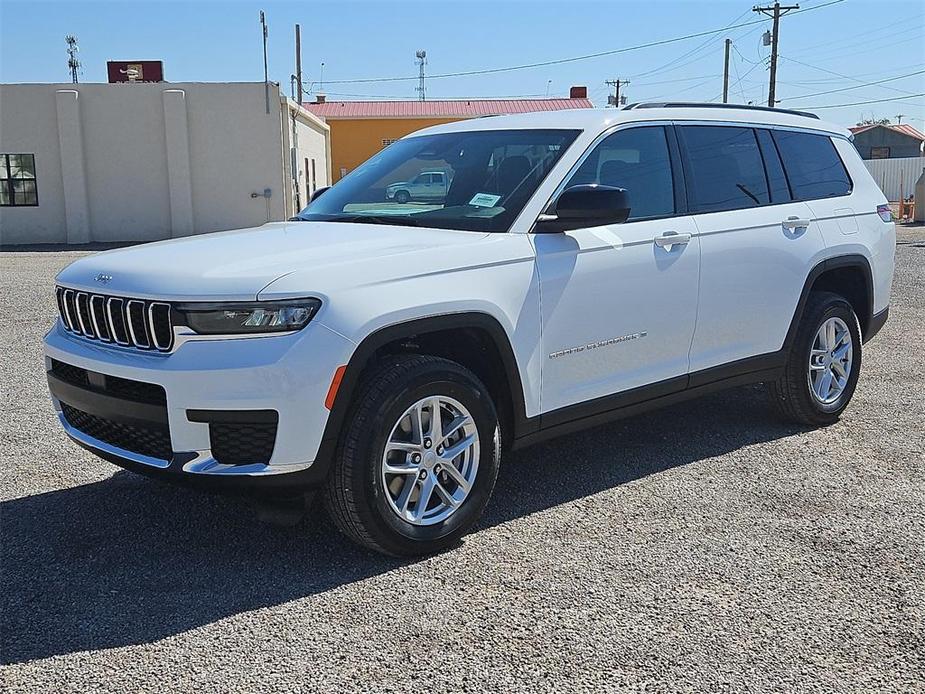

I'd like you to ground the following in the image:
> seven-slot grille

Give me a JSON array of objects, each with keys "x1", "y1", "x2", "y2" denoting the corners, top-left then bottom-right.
[{"x1": 56, "y1": 287, "x2": 174, "y2": 352}]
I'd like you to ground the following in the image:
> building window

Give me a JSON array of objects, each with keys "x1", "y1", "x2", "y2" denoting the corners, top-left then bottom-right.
[
  {"x1": 0, "y1": 154, "x2": 38, "y2": 207},
  {"x1": 382, "y1": 138, "x2": 398, "y2": 147},
  {"x1": 870, "y1": 146, "x2": 890, "y2": 159}
]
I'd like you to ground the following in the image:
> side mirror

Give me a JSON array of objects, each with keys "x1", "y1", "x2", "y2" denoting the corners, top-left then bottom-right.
[
  {"x1": 310, "y1": 186, "x2": 331, "y2": 202},
  {"x1": 534, "y1": 184, "x2": 631, "y2": 233}
]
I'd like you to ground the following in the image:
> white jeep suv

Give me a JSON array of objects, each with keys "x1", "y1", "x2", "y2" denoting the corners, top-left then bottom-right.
[{"x1": 45, "y1": 104, "x2": 894, "y2": 556}]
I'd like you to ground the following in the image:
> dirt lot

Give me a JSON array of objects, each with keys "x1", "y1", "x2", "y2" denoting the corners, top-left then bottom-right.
[{"x1": 2, "y1": 228, "x2": 923, "y2": 693}]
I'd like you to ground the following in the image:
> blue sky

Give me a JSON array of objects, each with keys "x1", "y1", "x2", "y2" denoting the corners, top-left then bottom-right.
[{"x1": 2, "y1": 0, "x2": 923, "y2": 130}]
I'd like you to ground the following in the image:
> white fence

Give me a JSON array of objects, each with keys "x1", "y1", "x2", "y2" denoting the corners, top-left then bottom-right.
[{"x1": 863, "y1": 157, "x2": 925, "y2": 201}]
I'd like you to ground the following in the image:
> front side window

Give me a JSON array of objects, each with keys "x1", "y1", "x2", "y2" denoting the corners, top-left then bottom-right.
[
  {"x1": 679, "y1": 126, "x2": 770, "y2": 213},
  {"x1": 566, "y1": 126, "x2": 675, "y2": 220},
  {"x1": 772, "y1": 130, "x2": 852, "y2": 200},
  {"x1": 297, "y1": 129, "x2": 580, "y2": 232},
  {"x1": 0, "y1": 154, "x2": 38, "y2": 207}
]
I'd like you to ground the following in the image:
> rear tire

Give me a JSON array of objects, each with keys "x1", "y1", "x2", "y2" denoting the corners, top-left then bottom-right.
[
  {"x1": 769, "y1": 291, "x2": 862, "y2": 426},
  {"x1": 323, "y1": 355, "x2": 500, "y2": 556}
]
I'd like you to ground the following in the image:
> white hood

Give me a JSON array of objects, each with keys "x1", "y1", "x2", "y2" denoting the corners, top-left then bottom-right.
[{"x1": 55, "y1": 221, "x2": 491, "y2": 301}]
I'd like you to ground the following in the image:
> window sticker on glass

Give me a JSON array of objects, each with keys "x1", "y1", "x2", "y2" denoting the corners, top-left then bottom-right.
[{"x1": 469, "y1": 193, "x2": 502, "y2": 208}]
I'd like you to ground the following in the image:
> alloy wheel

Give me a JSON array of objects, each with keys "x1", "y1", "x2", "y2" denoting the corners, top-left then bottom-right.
[
  {"x1": 380, "y1": 395, "x2": 480, "y2": 526},
  {"x1": 807, "y1": 316, "x2": 854, "y2": 405}
]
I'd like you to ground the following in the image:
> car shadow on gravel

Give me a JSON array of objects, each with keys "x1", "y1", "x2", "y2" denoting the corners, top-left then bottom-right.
[{"x1": 1, "y1": 384, "x2": 803, "y2": 665}]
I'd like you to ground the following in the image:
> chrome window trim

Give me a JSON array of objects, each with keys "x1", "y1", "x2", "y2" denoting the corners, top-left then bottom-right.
[{"x1": 533, "y1": 118, "x2": 854, "y2": 227}]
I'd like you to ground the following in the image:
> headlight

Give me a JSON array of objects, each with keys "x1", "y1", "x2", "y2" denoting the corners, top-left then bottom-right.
[{"x1": 176, "y1": 299, "x2": 321, "y2": 335}]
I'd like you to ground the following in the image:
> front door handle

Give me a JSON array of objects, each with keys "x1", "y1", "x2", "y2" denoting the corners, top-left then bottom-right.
[
  {"x1": 654, "y1": 231, "x2": 692, "y2": 251},
  {"x1": 783, "y1": 217, "x2": 811, "y2": 230}
]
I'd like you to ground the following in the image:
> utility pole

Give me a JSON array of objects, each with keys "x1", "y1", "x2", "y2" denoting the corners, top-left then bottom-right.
[
  {"x1": 259, "y1": 10, "x2": 269, "y2": 114},
  {"x1": 605, "y1": 79, "x2": 629, "y2": 107},
  {"x1": 722, "y1": 38, "x2": 732, "y2": 103},
  {"x1": 895, "y1": 114, "x2": 905, "y2": 124},
  {"x1": 415, "y1": 50, "x2": 427, "y2": 101},
  {"x1": 65, "y1": 35, "x2": 80, "y2": 84},
  {"x1": 295, "y1": 24, "x2": 303, "y2": 104},
  {"x1": 753, "y1": 2, "x2": 799, "y2": 108}
]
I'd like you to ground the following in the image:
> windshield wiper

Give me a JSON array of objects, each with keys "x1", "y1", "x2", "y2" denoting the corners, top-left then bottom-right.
[{"x1": 330, "y1": 215, "x2": 421, "y2": 227}]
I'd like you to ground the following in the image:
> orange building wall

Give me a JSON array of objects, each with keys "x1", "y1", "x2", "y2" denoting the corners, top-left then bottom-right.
[{"x1": 327, "y1": 117, "x2": 464, "y2": 181}]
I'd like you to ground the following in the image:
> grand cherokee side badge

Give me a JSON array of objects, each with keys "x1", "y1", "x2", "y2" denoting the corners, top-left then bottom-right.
[
  {"x1": 549, "y1": 331, "x2": 648, "y2": 359},
  {"x1": 94, "y1": 273, "x2": 113, "y2": 284}
]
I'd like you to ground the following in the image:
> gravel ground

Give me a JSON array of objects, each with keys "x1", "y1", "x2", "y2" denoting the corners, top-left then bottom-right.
[{"x1": 2, "y1": 229, "x2": 924, "y2": 693}]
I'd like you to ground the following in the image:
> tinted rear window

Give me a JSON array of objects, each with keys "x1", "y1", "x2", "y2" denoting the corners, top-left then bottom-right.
[
  {"x1": 771, "y1": 130, "x2": 852, "y2": 200},
  {"x1": 679, "y1": 126, "x2": 770, "y2": 213}
]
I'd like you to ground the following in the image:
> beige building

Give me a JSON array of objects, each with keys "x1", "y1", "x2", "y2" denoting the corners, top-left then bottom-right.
[{"x1": 0, "y1": 81, "x2": 331, "y2": 245}]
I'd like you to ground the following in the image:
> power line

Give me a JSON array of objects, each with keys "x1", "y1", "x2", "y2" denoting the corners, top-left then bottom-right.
[
  {"x1": 779, "y1": 55, "x2": 924, "y2": 98},
  {"x1": 784, "y1": 13, "x2": 923, "y2": 56},
  {"x1": 779, "y1": 69, "x2": 925, "y2": 101},
  {"x1": 318, "y1": 0, "x2": 845, "y2": 85},
  {"x1": 785, "y1": 23, "x2": 925, "y2": 63},
  {"x1": 632, "y1": 7, "x2": 753, "y2": 80},
  {"x1": 797, "y1": 93, "x2": 925, "y2": 109}
]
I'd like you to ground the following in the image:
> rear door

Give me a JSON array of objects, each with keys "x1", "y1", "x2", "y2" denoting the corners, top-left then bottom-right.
[{"x1": 678, "y1": 124, "x2": 824, "y2": 374}]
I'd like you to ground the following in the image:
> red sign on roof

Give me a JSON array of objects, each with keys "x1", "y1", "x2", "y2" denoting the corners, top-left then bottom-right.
[{"x1": 107, "y1": 61, "x2": 165, "y2": 83}]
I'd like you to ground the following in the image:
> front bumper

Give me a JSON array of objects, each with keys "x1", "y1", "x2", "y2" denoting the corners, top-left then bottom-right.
[{"x1": 44, "y1": 319, "x2": 355, "y2": 491}]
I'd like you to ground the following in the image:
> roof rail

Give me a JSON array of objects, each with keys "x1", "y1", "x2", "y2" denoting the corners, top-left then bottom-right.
[{"x1": 621, "y1": 102, "x2": 820, "y2": 120}]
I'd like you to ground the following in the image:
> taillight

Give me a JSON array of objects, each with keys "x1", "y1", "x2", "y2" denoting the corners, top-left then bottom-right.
[{"x1": 877, "y1": 204, "x2": 893, "y2": 223}]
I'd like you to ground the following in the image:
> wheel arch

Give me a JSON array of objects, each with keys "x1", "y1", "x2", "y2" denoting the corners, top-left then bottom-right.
[
  {"x1": 313, "y1": 312, "x2": 533, "y2": 476},
  {"x1": 786, "y1": 254, "x2": 875, "y2": 349}
]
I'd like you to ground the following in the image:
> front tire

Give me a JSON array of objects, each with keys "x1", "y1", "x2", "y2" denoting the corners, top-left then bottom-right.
[
  {"x1": 769, "y1": 291, "x2": 862, "y2": 426},
  {"x1": 324, "y1": 355, "x2": 500, "y2": 556},
  {"x1": 394, "y1": 190, "x2": 411, "y2": 204}
]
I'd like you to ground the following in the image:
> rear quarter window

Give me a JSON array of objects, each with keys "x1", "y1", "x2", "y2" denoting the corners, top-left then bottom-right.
[{"x1": 771, "y1": 130, "x2": 852, "y2": 200}]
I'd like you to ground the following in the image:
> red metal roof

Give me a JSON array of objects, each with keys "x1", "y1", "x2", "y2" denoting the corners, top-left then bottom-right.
[
  {"x1": 303, "y1": 97, "x2": 594, "y2": 119},
  {"x1": 849, "y1": 123, "x2": 925, "y2": 141}
]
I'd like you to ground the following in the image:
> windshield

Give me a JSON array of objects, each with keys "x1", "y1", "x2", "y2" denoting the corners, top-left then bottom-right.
[{"x1": 296, "y1": 128, "x2": 580, "y2": 232}]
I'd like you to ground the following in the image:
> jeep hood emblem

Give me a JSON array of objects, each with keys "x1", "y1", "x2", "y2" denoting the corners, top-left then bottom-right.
[{"x1": 94, "y1": 273, "x2": 113, "y2": 284}]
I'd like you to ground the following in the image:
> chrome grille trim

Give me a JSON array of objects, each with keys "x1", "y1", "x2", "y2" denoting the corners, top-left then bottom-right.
[
  {"x1": 55, "y1": 287, "x2": 173, "y2": 352},
  {"x1": 126, "y1": 300, "x2": 151, "y2": 349},
  {"x1": 75, "y1": 292, "x2": 94, "y2": 337},
  {"x1": 107, "y1": 297, "x2": 131, "y2": 346},
  {"x1": 89, "y1": 295, "x2": 111, "y2": 342},
  {"x1": 62, "y1": 289, "x2": 77, "y2": 332},
  {"x1": 148, "y1": 303, "x2": 173, "y2": 351}
]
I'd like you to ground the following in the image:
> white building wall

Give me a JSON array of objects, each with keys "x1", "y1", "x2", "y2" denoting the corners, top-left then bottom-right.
[
  {"x1": 0, "y1": 82, "x2": 330, "y2": 245},
  {"x1": 0, "y1": 85, "x2": 69, "y2": 243},
  {"x1": 863, "y1": 156, "x2": 925, "y2": 202}
]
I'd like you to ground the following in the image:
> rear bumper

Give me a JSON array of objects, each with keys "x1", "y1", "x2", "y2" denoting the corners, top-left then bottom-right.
[{"x1": 44, "y1": 320, "x2": 355, "y2": 492}]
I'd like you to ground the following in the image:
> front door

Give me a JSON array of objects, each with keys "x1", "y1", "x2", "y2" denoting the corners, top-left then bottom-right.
[{"x1": 533, "y1": 125, "x2": 700, "y2": 416}]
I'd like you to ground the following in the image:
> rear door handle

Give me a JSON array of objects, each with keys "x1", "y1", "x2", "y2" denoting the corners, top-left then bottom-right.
[
  {"x1": 654, "y1": 231, "x2": 691, "y2": 251},
  {"x1": 783, "y1": 217, "x2": 811, "y2": 230}
]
